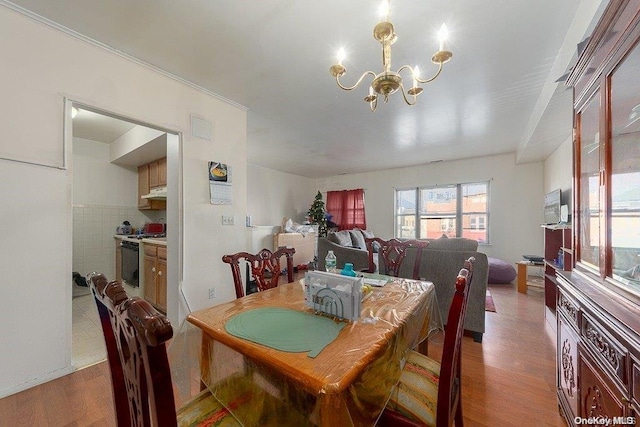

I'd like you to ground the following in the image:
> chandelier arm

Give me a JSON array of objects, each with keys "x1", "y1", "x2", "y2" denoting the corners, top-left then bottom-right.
[
  {"x1": 399, "y1": 83, "x2": 418, "y2": 106},
  {"x1": 415, "y1": 61, "x2": 444, "y2": 84},
  {"x1": 336, "y1": 71, "x2": 378, "y2": 91}
]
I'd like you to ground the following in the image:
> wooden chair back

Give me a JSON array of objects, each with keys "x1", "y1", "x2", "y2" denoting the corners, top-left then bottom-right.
[
  {"x1": 88, "y1": 273, "x2": 178, "y2": 427},
  {"x1": 222, "y1": 247, "x2": 295, "y2": 299},
  {"x1": 437, "y1": 256, "x2": 475, "y2": 426},
  {"x1": 365, "y1": 237, "x2": 428, "y2": 280},
  {"x1": 380, "y1": 256, "x2": 475, "y2": 427}
]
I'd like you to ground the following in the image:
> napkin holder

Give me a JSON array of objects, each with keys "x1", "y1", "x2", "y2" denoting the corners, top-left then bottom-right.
[{"x1": 304, "y1": 271, "x2": 363, "y2": 321}]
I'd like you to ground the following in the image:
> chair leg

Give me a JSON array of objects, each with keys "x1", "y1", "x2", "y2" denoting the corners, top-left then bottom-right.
[{"x1": 472, "y1": 332, "x2": 483, "y2": 343}]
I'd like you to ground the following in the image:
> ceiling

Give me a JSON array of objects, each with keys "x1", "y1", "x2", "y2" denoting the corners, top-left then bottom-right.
[{"x1": 8, "y1": 0, "x2": 605, "y2": 178}]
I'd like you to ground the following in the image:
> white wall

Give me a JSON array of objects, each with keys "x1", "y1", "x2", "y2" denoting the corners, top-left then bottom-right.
[
  {"x1": 317, "y1": 153, "x2": 545, "y2": 265},
  {"x1": 543, "y1": 136, "x2": 573, "y2": 208},
  {"x1": 247, "y1": 164, "x2": 317, "y2": 226},
  {"x1": 0, "y1": 6, "x2": 247, "y2": 397}
]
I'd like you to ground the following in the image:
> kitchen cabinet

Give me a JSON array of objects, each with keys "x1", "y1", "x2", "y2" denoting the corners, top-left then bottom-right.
[
  {"x1": 143, "y1": 243, "x2": 167, "y2": 312},
  {"x1": 138, "y1": 157, "x2": 167, "y2": 210}
]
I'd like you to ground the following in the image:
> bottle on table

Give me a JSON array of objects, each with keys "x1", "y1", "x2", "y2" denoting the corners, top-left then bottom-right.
[{"x1": 325, "y1": 250, "x2": 337, "y2": 273}]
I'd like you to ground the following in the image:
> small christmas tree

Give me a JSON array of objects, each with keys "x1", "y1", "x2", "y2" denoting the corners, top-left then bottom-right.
[{"x1": 307, "y1": 191, "x2": 328, "y2": 237}]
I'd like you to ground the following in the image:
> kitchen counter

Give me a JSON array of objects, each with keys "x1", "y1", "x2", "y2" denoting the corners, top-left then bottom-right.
[{"x1": 114, "y1": 235, "x2": 167, "y2": 246}]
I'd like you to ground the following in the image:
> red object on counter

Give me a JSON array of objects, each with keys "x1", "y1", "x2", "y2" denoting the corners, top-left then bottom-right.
[{"x1": 144, "y1": 223, "x2": 165, "y2": 234}]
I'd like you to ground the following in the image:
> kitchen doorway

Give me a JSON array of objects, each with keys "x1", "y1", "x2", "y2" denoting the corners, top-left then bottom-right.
[{"x1": 69, "y1": 101, "x2": 181, "y2": 370}]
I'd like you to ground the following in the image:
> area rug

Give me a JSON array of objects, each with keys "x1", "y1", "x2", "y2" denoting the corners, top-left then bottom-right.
[{"x1": 485, "y1": 289, "x2": 496, "y2": 312}]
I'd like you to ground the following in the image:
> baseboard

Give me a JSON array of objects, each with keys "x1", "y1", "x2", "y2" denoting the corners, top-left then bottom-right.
[{"x1": 0, "y1": 365, "x2": 74, "y2": 399}]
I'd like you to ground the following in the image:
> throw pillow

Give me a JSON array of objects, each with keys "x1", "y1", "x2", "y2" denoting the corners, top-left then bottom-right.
[
  {"x1": 328, "y1": 230, "x2": 354, "y2": 247},
  {"x1": 349, "y1": 229, "x2": 367, "y2": 250},
  {"x1": 357, "y1": 228, "x2": 380, "y2": 253}
]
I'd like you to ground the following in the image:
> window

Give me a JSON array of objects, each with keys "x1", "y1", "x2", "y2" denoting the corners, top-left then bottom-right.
[
  {"x1": 395, "y1": 182, "x2": 490, "y2": 243},
  {"x1": 326, "y1": 189, "x2": 366, "y2": 230}
]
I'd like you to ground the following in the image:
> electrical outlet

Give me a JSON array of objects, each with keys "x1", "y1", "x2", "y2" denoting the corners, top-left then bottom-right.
[
  {"x1": 208, "y1": 288, "x2": 216, "y2": 299},
  {"x1": 221, "y1": 215, "x2": 235, "y2": 225}
]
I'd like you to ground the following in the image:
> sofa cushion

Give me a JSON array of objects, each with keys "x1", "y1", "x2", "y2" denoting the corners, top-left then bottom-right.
[
  {"x1": 328, "y1": 230, "x2": 354, "y2": 247},
  {"x1": 349, "y1": 229, "x2": 367, "y2": 250},
  {"x1": 357, "y1": 229, "x2": 380, "y2": 252},
  {"x1": 426, "y1": 236, "x2": 478, "y2": 251}
]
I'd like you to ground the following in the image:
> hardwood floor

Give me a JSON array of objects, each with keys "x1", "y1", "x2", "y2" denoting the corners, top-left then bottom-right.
[{"x1": 0, "y1": 282, "x2": 566, "y2": 426}]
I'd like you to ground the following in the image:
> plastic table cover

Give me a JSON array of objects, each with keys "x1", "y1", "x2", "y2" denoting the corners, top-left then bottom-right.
[{"x1": 168, "y1": 275, "x2": 442, "y2": 427}]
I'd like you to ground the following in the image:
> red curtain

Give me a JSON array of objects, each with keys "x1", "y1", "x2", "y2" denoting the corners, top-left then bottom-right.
[{"x1": 326, "y1": 189, "x2": 366, "y2": 230}]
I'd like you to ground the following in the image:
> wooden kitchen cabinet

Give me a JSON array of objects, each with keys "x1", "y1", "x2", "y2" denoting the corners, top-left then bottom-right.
[
  {"x1": 143, "y1": 243, "x2": 167, "y2": 312},
  {"x1": 137, "y1": 157, "x2": 167, "y2": 210}
]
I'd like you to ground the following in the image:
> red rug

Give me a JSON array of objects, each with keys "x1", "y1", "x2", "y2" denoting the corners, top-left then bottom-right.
[{"x1": 485, "y1": 289, "x2": 496, "y2": 312}]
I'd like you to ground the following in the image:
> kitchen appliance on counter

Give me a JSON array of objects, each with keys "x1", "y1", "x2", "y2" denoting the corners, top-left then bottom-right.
[
  {"x1": 121, "y1": 240, "x2": 139, "y2": 287},
  {"x1": 144, "y1": 222, "x2": 165, "y2": 235},
  {"x1": 116, "y1": 220, "x2": 132, "y2": 235}
]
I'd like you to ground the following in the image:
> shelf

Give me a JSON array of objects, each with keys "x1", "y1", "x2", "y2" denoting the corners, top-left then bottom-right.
[
  {"x1": 541, "y1": 223, "x2": 572, "y2": 230},
  {"x1": 545, "y1": 273, "x2": 559, "y2": 286},
  {"x1": 561, "y1": 247, "x2": 573, "y2": 254}
]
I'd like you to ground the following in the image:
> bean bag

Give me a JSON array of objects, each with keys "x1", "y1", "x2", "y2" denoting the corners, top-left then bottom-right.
[{"x1": 487, "y1": 257, "x2": 517, "y2": 284}]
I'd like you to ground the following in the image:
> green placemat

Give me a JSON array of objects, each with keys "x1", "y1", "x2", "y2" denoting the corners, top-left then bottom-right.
[{"x1": 225, "y1": 308, "x2": 345, "y2": 358}]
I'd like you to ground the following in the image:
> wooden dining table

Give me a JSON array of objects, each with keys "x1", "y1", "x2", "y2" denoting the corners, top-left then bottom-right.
[{"x1": 184, "y1": 274, "x2": 441, "y2": 426}]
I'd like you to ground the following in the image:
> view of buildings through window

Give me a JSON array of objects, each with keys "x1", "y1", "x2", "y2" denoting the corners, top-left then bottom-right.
[{"x1": 395, "y1": 182, "x2": 489, "y2": 243}]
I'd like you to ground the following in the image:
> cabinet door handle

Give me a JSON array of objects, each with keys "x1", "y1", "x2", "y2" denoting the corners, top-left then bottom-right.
[
  {"x1": 152, "y1": 267, "x2": 156, "y2": 273},
  {"x1": 158, "y1": 271, "x2": 162, "y2": 276}
]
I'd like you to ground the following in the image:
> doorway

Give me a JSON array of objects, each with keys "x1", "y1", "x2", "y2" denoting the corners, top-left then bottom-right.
[{"x1": 69, "y1": 102, "x2": 181, "y2": 369}]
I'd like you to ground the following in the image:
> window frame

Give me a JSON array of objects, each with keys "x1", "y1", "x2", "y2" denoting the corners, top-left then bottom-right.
[{"x1": 394, "y1": 181, "x2": 490, "y2": 244}]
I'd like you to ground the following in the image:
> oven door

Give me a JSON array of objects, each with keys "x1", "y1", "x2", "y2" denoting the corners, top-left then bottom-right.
[{"x1": 121, "y1": 240, "x2": 139, "y2": 287}]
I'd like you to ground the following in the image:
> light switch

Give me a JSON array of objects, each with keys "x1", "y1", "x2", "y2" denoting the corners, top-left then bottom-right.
[{"x1": 222, "y1": 215, "x2": 235, "y2": 225}]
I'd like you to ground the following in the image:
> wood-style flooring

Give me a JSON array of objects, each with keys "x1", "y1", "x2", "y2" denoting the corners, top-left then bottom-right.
[{"x1": 0, "y1": 281, "x2": 566, "y2": 426}]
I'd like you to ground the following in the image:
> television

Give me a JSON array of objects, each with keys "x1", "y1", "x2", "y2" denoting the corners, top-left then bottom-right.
[{"x1": 543, "y1": 188, "x2": 561, "y2": 225}]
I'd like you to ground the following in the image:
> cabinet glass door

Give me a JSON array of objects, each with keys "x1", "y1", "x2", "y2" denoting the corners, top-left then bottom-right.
[
  {"x1": 578, "y1": 93, "x2": 601, "y2": 270},
  {"x1": 610, "y1": 41, "x2": 640, "y2": 292}
]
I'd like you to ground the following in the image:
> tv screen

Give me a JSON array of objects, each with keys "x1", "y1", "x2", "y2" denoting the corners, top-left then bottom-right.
[{"x1": 544, "y1": 189, "x2": 561, "y2": 225}]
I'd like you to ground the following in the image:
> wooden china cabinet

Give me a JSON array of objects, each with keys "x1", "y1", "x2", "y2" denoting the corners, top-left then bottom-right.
[{"x1": 557, "y1": 0, "x2": 640, "y2": 424}]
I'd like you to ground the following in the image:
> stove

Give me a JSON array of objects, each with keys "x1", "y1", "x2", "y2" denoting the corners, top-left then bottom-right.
[{"x1": 127, "y1": 233, "x2": 166, "y2": 239}]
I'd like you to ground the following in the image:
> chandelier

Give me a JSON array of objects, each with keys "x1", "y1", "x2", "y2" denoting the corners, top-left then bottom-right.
[{"x1": 329, "y1": 0, "x2": 452, "y2": 111}]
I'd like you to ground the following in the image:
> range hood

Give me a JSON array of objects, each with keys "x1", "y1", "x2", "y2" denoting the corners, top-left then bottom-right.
[{"x1": 141, "y1": 186, "x2": 167, "y2": 199}]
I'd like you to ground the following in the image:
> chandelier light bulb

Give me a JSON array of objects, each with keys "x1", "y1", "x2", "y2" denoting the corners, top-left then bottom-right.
[
  {"x1": 337, "y1": 48, "x2": 346, "y2": 65},
  {"x1": 413, "y1": 66, "x2": 420, "y2": 88},
  {"x1": 379, "y1": 0, "x2": 390, "y2": 20},
  {"x1": 438, "y1": 23, "x2": 449, "y2": 51}
]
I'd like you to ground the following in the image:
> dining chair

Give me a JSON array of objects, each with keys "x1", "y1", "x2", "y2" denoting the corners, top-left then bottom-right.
[
  {"x1": 379, "y1": 257, "x2": 475, "y2": 427},
  {"x1": 222, "y1": 247, "x2": 295, "y2": 299},
  {"x1": 88, "y1": 273, "x2": 299, "y2": 427},
  {"x1": 365, "y1": 237, "x2": 429, "y2": 280}
]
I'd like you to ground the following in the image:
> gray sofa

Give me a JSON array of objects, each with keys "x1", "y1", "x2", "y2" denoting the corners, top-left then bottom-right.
[
  {"x1": 318, "y1": 232, "x2": 488, "y2": 342},
  {"x1": 317, "y1": 229, "x2": 374, "y2": 272},
  {"x1": 398, "y1": 243, "x2": 488, "y2": 343}
]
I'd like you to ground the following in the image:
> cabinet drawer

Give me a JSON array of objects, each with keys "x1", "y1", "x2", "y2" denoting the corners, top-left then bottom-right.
[
  {"x1": 557, "y1": 288, "x2": 580, "y2": 331},
  {"x1": 144, "y1": 244, "x2": 158, "y2": 257},
  {"x1": 157, "y1": 246, "x2": 167, "y2": 260},
  {"x1": 581, "y1": 313, "x2": 627, "y2": 386},
  {"x1": 580, "y1": 352, "x2": 626, "y2": 419},
  {"x1": 558, "y1": 316, "x2": 579, "y2": 416}
]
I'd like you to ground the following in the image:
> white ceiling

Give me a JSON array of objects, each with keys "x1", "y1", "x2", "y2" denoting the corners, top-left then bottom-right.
[{"x1": 8, "y1": 0, "x2": 606, "y2": 178}]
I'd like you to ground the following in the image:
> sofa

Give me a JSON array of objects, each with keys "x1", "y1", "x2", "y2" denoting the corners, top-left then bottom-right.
[
  {"x1": 318, "y1": 231, "x2": 488, "y2": 342},
  {"x1": 317, "y1": 228, "x2": 375, "y2": 272},
  {"x1": 398, "y1": 242, "x2": 488, "y2": 342}
]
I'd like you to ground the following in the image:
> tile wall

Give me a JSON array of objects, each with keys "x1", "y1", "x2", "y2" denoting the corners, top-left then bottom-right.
[{"x1": 72, "y1": 204, "x2": 164, "y2": 280}]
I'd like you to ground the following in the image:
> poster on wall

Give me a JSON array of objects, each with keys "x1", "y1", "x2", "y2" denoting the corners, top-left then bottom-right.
[{"x1": 209, "y1": 161, "x2": 232, "y2": 205}]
